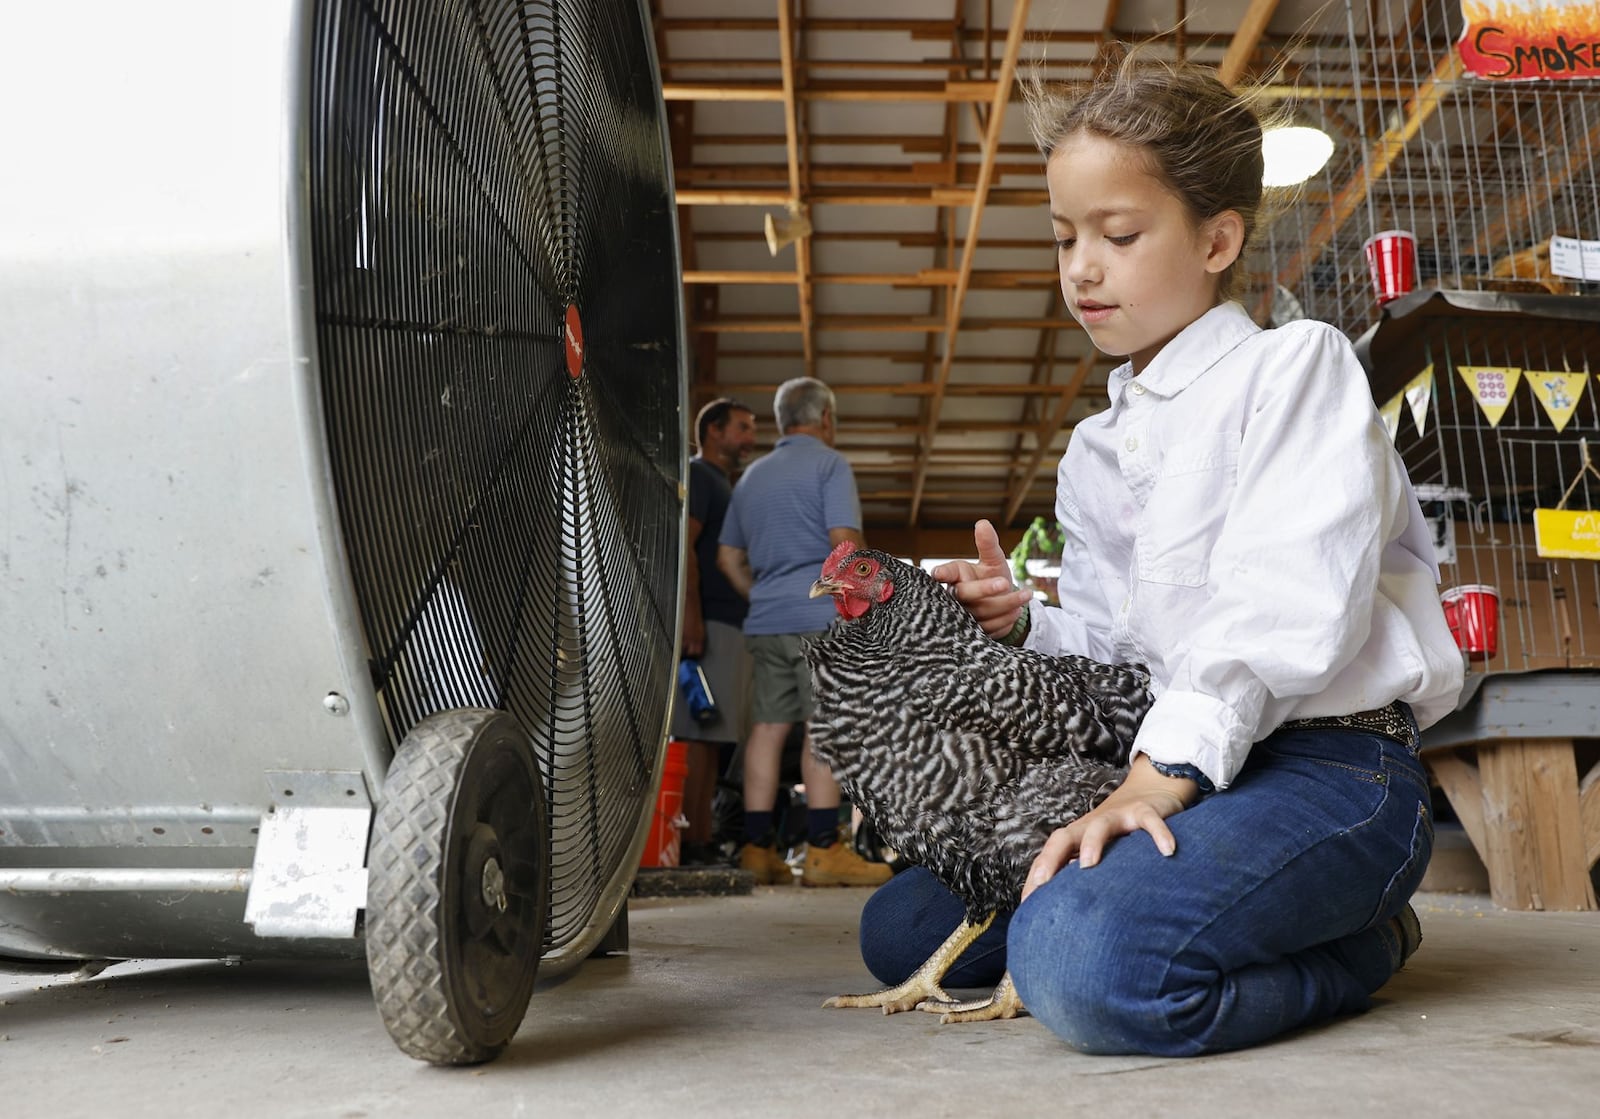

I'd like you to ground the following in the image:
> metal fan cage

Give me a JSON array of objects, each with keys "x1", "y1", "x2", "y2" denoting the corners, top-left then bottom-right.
[{"x1": 308, "y1": 0, "x2": 685, "y2": 957}]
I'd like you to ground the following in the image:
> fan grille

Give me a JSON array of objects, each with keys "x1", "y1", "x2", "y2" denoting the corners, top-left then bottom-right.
[{"x1": 308, "y1": 0, "x2": 683, "y2": 953}]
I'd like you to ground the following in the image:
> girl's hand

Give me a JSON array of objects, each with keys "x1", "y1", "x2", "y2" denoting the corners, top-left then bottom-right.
[
  {"x1": 1021, "y1": 756, "x2": 1200, "y2": 901},
  {"x1": 931, "y1": 519, "x2": 1035, "y2": 639}
]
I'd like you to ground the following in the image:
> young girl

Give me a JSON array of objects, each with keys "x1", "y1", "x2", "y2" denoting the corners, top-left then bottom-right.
[{"x1": 854, "y1": 56, "x2": 1464, "y2": 1056}]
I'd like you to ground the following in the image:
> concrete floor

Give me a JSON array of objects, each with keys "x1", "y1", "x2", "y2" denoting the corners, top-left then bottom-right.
[{"x1": 2, "y1": 888, "x2": 1597, "y2": 1119}]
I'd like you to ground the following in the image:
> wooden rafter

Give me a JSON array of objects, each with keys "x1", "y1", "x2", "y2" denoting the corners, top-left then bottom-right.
[
  {"x1": 906, "y1": 0, "x2": 1031, "y2": 525},
  {"x1": 674, "y1": 187, "x2": 1049, "y2": 206},
  {"x1": 1273, "y1": 48, "x2": 1464, "y2": 297},
  {"x1": 662, "y1": 80, "x2": 999, "y2": 102},
  {"x1": 700, "y1": 381, "x2": 1109, "y2": 398},
  {"x1": 1003, "y1": 354, "x2": 1096, "y2": 524},
  {"x1": 1216, "y1": 0, "x2": 1281, "y2": 87},
  {"x1": 775, "y1": 0, "x2": 815, "y2": 376},
  {"x1": 998, "y1": 0, "x2": 1118, "y2": 530},
  {"x1": 1000, "y1": 293, "x2": 1067, "y2": 523},
  {"x1": 692, "y1": 313, "x2": 1080, "y2": 333},
  {"x1": 1469, "y1": 107, "x2": 1600, "y2": 259},
  {"x1": 665, "y1": 81, "x2": 1416, "y2": 104},
  {"x1": 681, "y1": 268, "x2": 1057, "y2": 287}
]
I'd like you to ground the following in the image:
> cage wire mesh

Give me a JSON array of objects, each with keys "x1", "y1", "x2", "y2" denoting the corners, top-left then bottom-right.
[
  {"x1": 1212, "y1": 0, "x2": 1600, "y2": 674},
  {"x1": 1247, "y1": 0, "x2": 1600, "y2": 334},
  {"x1": 1031, "y1": 1, "x2": 1600, "y2": 671},
  {"x1": 308, "y1": 0, "x2": 684, "y2": 954}
]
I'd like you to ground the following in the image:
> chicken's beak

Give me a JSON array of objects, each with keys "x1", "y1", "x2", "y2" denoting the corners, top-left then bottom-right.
[{"x1": 809, "y1": 576, "x2": 840, "y2": 599}]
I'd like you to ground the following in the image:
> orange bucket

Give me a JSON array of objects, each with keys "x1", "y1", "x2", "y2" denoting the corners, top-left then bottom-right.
[{"x1": 640, "y1": 739, "x2": 690, "y2": 867}]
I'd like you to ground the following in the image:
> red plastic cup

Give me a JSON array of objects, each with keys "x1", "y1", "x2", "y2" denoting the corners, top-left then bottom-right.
[
  {"x1": 1440, "y1": 584, "x2": 1499, "y2": 658},
  {"x1": 1363, "y1": 229, "x2": 1417, "y2": 305}
]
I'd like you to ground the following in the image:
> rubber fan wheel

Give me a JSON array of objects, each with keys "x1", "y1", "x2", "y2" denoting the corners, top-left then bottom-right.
[
  {"x1": 366, "y1": 708, "x2": 551, "y2": 1065},
  {"x1": 307, "y1": 0, "x2": 685, "y2": 968}
]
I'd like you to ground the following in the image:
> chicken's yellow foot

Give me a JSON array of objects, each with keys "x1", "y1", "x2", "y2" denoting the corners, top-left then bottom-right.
[
  {"x1": 823, "y1": 912, "x2": 994, "y2": 1016},
  {"x1": 919, "y1": 969, "x2": 1026, "y2": 1024}
]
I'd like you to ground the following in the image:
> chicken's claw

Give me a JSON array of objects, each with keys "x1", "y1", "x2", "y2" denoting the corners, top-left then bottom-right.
[
  {"x1": 923, "y1": 971, "x2": 1026, "y2": 1023},
  {"x1": 823, "y1": 977, "x2": 957, "y2": 1016}
]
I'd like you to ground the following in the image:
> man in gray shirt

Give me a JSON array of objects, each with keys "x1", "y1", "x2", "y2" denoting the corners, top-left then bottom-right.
[{"x1": 718, "y1": 377, "x2": 892, "y2": 888}]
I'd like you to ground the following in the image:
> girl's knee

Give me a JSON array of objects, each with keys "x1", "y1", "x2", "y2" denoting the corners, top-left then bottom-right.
[
  {"x1": 1007, "y1": 878, "x2": 1178, "y2": 1055},
  {"x1": 858, "y1": 867, "x2": 959, "y2": 985}
]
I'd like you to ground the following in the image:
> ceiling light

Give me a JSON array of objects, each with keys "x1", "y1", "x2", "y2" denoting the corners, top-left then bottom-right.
[{"x1": 1261, "y1": 125, "x2": 1335, "y2": 187}]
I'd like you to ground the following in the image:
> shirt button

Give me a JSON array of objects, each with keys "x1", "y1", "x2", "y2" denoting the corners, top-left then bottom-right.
[
  {"x1": 1131, "y1": 383, "x2": 1146, "y2": 395},
  {"x1": 1125, "y1": 436, "x2": 1139, "y2": 452}
]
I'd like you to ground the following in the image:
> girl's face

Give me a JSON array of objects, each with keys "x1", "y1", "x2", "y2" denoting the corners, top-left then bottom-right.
[{"x1": 1046, "y1": 132, "x2": 1240, "y2": 375}]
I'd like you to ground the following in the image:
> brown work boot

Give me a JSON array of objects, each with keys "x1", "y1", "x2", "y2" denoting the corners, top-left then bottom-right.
[
  {"x1": 739, "y1": 841, "x2": 795, "y2": 886},
  {"x1": 801, "y1": 833, "x2": 893, "y2": 888}
]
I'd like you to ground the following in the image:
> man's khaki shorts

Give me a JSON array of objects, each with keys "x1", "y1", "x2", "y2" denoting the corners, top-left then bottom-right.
[{"x1": 745, "y1": 630, "x2": 826, "y2": 724}]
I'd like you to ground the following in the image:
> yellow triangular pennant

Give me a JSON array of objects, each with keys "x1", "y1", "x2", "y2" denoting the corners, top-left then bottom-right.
[
  {"x1": 1403, "y1": 365, "x2": 1434, "y2": 437},
  {"x1": 1457, "y1": 365, "x2": 1523, "y2": 427},
  {"x1": 1379, "y1": 391, "x2": 1404, "y2": 442},
  {"x1": 1525, "y1": 371, "x2": 1587, "y2": 433}
]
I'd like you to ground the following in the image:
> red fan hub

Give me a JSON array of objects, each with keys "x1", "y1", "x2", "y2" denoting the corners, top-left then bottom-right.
[{"x1": 564, "y1": 304, "x2": 585, "y2": 379}]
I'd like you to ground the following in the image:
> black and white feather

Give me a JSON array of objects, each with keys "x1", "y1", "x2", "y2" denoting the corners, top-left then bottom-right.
[{"x1": 805, "y1": 548, "x2": 1152, "y2": 922}]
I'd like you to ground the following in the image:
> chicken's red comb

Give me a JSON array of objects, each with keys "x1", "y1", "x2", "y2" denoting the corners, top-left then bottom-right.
[{"x1": 820, "y1": 539, "x2": 857, "y2": 577}]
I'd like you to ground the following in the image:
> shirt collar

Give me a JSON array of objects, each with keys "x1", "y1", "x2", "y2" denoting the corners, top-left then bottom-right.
[
  {"x1": 1108, "y1": 301, "x2": 1261, "y2": 400},
  {"x1": 774, "y1": 433, "x2": 822, "y2": 449}
]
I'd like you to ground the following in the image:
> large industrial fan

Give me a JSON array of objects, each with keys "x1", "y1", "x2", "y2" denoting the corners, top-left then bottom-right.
[{"x1": 0, "y1": 0, "x2": 684, "y2": 1066}]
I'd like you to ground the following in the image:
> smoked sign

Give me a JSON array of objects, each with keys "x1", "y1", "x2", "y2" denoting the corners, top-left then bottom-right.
[{"x1": 1458, "y1": 0, "x2": 1600, "y2": 81}]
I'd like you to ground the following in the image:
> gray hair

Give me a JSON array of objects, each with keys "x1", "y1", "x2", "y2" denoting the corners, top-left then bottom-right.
[{"x1": 774, "y1": 377, "x2": 836, "y2": 433}]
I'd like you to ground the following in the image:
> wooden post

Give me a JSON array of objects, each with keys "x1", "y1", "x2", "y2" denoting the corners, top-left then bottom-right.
[{"x1": 1476, "y1": 739, "x2": 1597, "y2": 911}]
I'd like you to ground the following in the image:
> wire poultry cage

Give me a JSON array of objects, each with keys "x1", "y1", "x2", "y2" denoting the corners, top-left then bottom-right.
[
  {"x1": 1357, "y1": 290, "x2": 1600, "y2": 673},
  {"x1": 1240, "y1": 1, "x2": 1600, "y2": 677}
]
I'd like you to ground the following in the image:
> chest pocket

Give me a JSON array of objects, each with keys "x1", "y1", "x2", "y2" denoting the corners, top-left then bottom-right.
[{"x1": 1135, "y1": 432, "x2": 1240, "y2": 587}]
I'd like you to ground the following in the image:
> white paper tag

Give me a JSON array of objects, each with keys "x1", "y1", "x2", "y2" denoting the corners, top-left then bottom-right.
[{"x1": 1549, "y1": 235, "x2": 1600, "y2": 281}]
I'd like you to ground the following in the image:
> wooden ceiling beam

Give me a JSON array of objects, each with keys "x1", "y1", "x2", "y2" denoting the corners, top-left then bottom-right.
[
  {"x1": 701, "y1": 381, "x2": 1110, "y2": 398},
  {"x1": 660, "y1": 17, "x2": 959, "y2": 33},
  {"x1": 682, "y1": 268, "x2": 1057, "y2": 287},
  {"x1": 833, "y1": 419, "x2": 1080, "y2": 435},
  {"x1": 907, "y1": 0, "x2": 1031, "y2": 525},
  {"x1": 663, "y1": 58, "x2": 982, "y2": 74},
  {"x1": 995, "y1": 1, "x2": 1115, "y2": 530},
  {"x1": 669, "y1": 81, "x2": 1415, "y2": 110},
  {"x1": 1468, "y1": 108, "x2": 1600, "y2": 259},
  {"x1": 1217, "y1": 0, "x2": 1282, "y2": 87},
  {"x1": 675, "y1": 160, "x2": 1043, "y2": 186},
  {"x1": 694, "y1": 134, "x2": 1037, "y2": 154},
  {"x1": 693, "y1": 230, "x2": 1048, "y2": 249},
  {"x1": 1271, "y1": 48, "x2": 1464, "y2": 301},
  {"x1": 693, "y1": 314, "x2": 1086, "y2": 333},
  {"x1": 675, "y1": 186, "x2": 1048, "y2": 205},
  {"x1": 775, "y1": 0, "x2": 814, "y2": 377},
  {"x1": 663, "y1": 80, "x2": 999, "y2": 103},
  {"x1": 1002, "y1": 354, "x2": 1097, "y2": 524}
]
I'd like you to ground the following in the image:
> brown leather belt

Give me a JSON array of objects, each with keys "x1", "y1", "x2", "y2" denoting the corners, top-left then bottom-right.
[{"x1": 1280, "y1": 700, "x2": 1417, "y2": 750}]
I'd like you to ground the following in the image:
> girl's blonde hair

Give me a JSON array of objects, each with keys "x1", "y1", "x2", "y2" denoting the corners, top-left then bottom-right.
[{"x1": 1026, "y1": 51, "x2": 1270, "y2": 302}]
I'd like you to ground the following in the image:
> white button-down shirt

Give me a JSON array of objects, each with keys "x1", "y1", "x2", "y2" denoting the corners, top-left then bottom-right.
[{"x1": 1026, "y1": 302, "x2": 1464, "y2": 789}]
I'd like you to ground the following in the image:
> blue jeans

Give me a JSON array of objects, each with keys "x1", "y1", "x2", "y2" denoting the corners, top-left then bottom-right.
[{"x1": 857, "y1": 725, "x2": 1434, "y2": 1056}]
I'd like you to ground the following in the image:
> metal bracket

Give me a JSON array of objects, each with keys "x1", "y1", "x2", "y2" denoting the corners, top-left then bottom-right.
[{"x1": 243, "y1": 770, "x2": 371, "y2": 938}]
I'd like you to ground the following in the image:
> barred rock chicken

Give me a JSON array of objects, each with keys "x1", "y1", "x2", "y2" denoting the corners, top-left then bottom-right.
[{"x1": 805, "y1": 543, "x2": 1151, "y2": 1023}]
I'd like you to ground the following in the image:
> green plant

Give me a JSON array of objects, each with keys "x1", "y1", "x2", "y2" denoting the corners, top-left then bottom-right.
[{"x1": 1009, "y1": 516, "x2": 1065, "y2": 581}]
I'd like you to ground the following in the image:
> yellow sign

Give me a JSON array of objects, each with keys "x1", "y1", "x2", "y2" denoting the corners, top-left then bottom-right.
[
  {"x1": 1457, "y1": 365, "x2": 1523, "y2": 426},
  {"x1": 1526, "y1": 370, "x2": 1588, "y2": 432},
  {"x1": 1534, "y1": 507, "x2": 1600, "y2": 559}
]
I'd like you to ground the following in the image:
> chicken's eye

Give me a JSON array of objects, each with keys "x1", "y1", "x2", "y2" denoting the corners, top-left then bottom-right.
[{"x1": 854, "y1": 561, "x2": 873, "y2": 576}]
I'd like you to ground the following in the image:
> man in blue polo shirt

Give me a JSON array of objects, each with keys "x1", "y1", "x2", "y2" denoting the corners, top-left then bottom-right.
[{"x1": 718, "y1": 378, "x2": 892, "y2": 889}]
